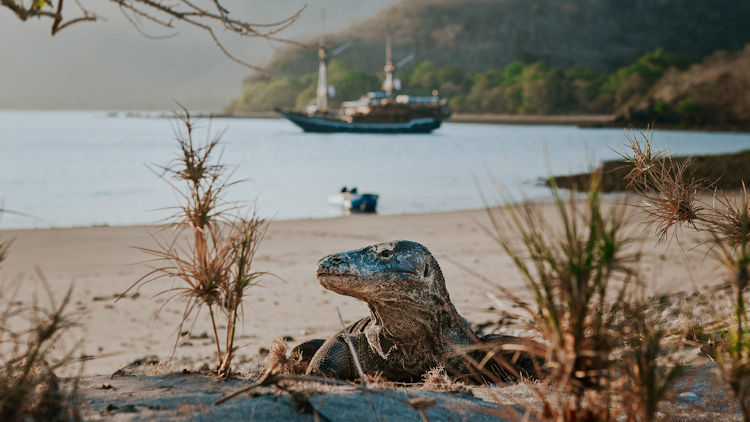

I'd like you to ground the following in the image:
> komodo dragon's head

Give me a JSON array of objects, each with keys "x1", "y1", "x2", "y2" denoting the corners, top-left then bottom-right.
[{"x1": 316, "y1": 240, "x2": 452, "y2": 312}]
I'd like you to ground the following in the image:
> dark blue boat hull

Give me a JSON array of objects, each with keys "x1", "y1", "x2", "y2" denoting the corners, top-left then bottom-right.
[
  {"x1": 279, "y1": 112, "x2": 441, "y2": 134},
  {"x1": 350, "y1": 194, "x2": 378, "y2": 213}
]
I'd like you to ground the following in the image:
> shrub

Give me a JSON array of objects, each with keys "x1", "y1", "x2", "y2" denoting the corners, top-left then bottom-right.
[
  {"x1": 620, "y1": 128, "x2": 750, "y2": 419},
  {"x1": 484, "y1": 152, "x2": 688, "y2": 420},
  {"x1": 652, "y1": 101, "x2": 670, "y2": 115},
  {"x1": 0, "y1": 276, "x2": 81, "y2": 422},
  {"x1": 676, "y1": 100, "x2": 700, "y2": 115},
  {"x1": 125, "y1": 108, "x2": 269, "y2": 377},
  {"x1": 486, "y1": 170, "x2": 639, "y2": 419}
]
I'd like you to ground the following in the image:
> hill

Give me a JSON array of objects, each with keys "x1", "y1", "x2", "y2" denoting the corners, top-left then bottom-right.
[
  {"x1": 228, "y1": 0, "x2": 750, "y2": 115},
  {"x1": 264, "y1": 0, "x2": 750, "y2": 78},
  {"x1": 616, "y1": 44, "x2": 750, "y2": 129}
]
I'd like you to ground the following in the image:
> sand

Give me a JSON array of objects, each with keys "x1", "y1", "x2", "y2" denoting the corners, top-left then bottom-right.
[
  {"x1": 0, "y1": 203, "x2": 717, "y2": 376},
  {"x1": 0, "y1": 203, "x2": 733, "y2": 420}
]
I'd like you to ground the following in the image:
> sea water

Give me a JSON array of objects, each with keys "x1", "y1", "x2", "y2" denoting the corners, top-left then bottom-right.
[{"x1": 1, "y1": 110, "x2": 749, "y2": 229}]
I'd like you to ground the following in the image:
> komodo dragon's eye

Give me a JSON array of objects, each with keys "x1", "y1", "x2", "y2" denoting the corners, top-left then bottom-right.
[{"x1": 379, "y1": 249, "x2": 392, "y2": 258}]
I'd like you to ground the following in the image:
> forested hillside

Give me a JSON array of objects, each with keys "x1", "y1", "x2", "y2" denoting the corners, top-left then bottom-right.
[
  {"x1": 267, "y1": 0, "x2": 750, "y2": 76},
  {"x1": 616, "y1": 45, "x2": 750, "y2": 128},
  {"x1": 228, "y1": 0, "x2": 750, "y2": 118}
]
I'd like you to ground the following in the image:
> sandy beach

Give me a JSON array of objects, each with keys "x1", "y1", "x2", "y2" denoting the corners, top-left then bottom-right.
[{"x1": 0, "y1": 203, "x2": 718, "y2": 377}]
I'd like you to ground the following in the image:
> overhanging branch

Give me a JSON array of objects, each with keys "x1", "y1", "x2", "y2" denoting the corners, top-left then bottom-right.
[{"x1": 1, "y1": 0, "x2": 314, "y2": 73}]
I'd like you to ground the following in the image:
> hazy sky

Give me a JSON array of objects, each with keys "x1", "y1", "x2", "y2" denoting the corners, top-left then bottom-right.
[{"x1": 0, "y1": 1, "x2": 398, "y2": 111}]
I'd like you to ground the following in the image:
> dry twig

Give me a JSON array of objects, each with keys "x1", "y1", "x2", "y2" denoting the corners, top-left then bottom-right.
[{"x1": 1, "y1": 0, "x2": 313, "y2": 74}]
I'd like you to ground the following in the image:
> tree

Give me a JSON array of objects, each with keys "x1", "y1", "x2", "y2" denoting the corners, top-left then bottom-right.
[
  {"x1": 465, "y1": 69, "x2": 505, "y2": 112},
  {"x1": 1, "y1": 0, "x2": 310, "y2": 74},
  {"x1": 326, "y1": 60, "x2": 380, "y2": 105},
  {"x1": 518, "y1": 62, "x2": 567, "y2": 114},
  {"x1": 407, "y1": 60, "x2": 439, "y2": 95},
  {"x1": 600, "y1": 48, "x2": 686, "y2": 107}
]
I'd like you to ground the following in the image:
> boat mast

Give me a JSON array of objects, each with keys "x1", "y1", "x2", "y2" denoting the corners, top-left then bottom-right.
[
  {"x1": 316, "y1": 10, "x2": 328, "y2": 111},
  {"x1": 382, "y1": 34, "x2": 395, "y2": 95},
  {"x1": 316, "y1": 45, "x2": 328, "y2": 111}
]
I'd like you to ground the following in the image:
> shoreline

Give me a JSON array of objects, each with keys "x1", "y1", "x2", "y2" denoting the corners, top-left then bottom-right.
[
  {"x1": 211, "y1": 110, "x2": 750, "y2": 132},
  {"x1": 218, "y1": 110, "x2": 616, "y2": 126},
  {"x1": 0, "y1": 207, "x2": 491, "y2": 232},
  {"x1": 448, "y1": 113, "x2": 614, "y2": 125},
  {"x1": 7, "y1": 109, "x2": 748, "y2": 132}
]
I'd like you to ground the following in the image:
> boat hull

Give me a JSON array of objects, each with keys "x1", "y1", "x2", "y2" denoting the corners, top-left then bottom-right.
[
  {"x1": 279, "y1": 112, "x2": 441, "y2": 134},
  {"x1": 328, "y1": 192, "x2": 379, "y2": 213}
]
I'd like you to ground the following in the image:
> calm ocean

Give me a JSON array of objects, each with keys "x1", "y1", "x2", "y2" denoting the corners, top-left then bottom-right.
[{"x1": 1, "y1": 111, "x2": 749, "y2": 229}]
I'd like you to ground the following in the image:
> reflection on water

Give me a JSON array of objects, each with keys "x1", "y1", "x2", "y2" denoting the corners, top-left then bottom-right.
[{"x1": 1, "y1": 111, "x2": 749, "y2": 228}]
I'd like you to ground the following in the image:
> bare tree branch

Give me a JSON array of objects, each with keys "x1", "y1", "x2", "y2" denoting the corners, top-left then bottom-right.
[{"x1": 0, "y1": 0, "x2": 314, "y2": 73}]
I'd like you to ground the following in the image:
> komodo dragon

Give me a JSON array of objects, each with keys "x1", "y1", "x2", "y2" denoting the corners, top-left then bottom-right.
[{"x1": 293, "y1": 240, "x2": 538, "y2": 383}]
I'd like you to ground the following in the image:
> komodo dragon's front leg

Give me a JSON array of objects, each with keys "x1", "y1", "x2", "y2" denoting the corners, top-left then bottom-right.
[
  {"x1": 304, "y1": 317, "x2": 389, "y2": 379},
  {"x1": 305, "y1": 332, "x2": 357, "y2": 379}
]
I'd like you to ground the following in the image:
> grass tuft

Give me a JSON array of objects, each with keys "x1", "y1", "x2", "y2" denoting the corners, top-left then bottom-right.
[
  {"x1": 618, "y1": 128, "x2": 703, "y2": 241},
  {"x1": 263, "y1": 338, "x2": 306, "y2": 376},
  {"x1": 619, "y1": 127, "x2": 750, "y2": 420},
  {"x1": 0, "y1": 275, "x2": 81, "y2": 422},
  {"x1": 487, "y1": 170, "x2": 636, "y2": 403},
  {"x1": 620, "y1": 297, "x2": 687, "y2": 421},
  {"x1": 481, "y1": 162, "x2": 692, "y2": 420},
  {"x1": 125, "y1": 107, "x2": 269, "y2": 377},
  {"x1": 422, "y1": 365, "x2": 466, "y2": 393},
  {"x1": 0, "y1": 239, "x2": 10, "y2": 267}
]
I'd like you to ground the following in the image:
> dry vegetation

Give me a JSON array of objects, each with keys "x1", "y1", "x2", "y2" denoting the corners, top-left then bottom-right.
[
  {"x1": 0, "y1": 242, "x2": 81, "y2": 422},
  {"x1": 123, "y1": 108, "x2": 269, "y2": 377},
  {"x1": 474, "y1": 127, "x2": 750, "y2": 420},
  {"x1": 481, "y1": 169, "x2": 678, "y2": 421},
  {"x1": 619, "y1": 128, "x2": 750, "y2": 419}
]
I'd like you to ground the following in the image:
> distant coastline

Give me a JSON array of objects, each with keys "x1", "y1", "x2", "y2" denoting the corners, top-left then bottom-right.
[
  {"x1": 552, "y1": 149, "x2": 750, "y2": 192},
  {"x1": 213, "y1": 111, "x2": 750, "y2": 132},
  {"x1": 219, "y1": 111, "x2": 614, "y2": 126},
  {"x1": 448, "y1": 113, "x2": 614, "y2": 126}
]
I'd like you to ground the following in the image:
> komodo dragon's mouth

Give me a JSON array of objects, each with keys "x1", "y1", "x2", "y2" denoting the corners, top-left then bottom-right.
[{"x1": 316, "y1": 269, "x2": 417, "y2": 279}]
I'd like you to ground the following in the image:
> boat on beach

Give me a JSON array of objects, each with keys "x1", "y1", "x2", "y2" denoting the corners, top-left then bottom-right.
[
  {"x1": 278, "y1": 36, "x2": 450, "y2": 134},
  {"x1": 328, "y1": 187, "x2": 379, "y2": 213}
]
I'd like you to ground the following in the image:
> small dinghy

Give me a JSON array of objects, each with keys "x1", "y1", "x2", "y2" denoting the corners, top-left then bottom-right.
[{"x1": 328, "y1": 187, "x2": 379, "y2": 213}]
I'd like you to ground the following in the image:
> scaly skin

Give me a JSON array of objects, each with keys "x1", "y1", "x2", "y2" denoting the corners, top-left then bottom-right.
[{"x1": 297, "y1": 240, "x2": 536, "y2": 383}]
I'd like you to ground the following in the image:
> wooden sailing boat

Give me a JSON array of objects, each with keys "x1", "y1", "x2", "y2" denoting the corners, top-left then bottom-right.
[{"x1": 277, "y1": 35, "x2": 450, "y2": 134}]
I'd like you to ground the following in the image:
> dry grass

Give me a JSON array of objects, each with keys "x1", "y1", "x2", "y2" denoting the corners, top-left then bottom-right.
[
  {"x1": 618, "y1": 127, "x2": 750, "y2": 420},
  {"x1": 706, "y1": 186, "x2": 750, "y2": 245},
  {"x1": 422, "y1": 365, "x2": 468, "y2": 393},
  {"x1": 618, "y1": 128, "x2": 705, "y2": 241},
  {"x1": 0, "y1": 273, "x2": 81, "y2": 422},
  {"x1": 262, "y1": 338, "x2": 306, "y2": 376},
  {"x1": 124, "y1": 107, "x2": 269, "y2": 377},
  {"x1": 0, "y1": 239, "x2": 10, "y2": 266},
  {"x1": 488, "y1": 171, "x2": 633, "y2": 402},
  {"x1": 619, "y1": 297, "x2": 687, "y2": 421},
  {"x1": 481, "y1": 166, "x2": 688, "y2": 421}
]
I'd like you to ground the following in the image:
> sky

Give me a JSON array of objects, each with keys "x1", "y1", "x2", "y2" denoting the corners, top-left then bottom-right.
[{"x1": 0, "y1": 1, "x2": 398, "y2": 111}]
